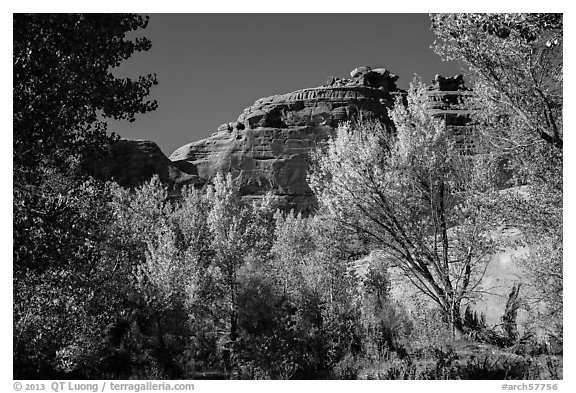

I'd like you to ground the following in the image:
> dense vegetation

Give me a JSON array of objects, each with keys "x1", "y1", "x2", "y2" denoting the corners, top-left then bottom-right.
[{"x1": 13, "y1": 13, "x2": 562, "y2": 379}]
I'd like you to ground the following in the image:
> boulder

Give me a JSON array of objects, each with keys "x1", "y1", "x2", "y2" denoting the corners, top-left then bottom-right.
[
  {"x1": 350, "y1": 65, "x2": 372, "y2": 78},
  {"x1": 217, "y1": 123, "x2": 232, "y2": 132}
]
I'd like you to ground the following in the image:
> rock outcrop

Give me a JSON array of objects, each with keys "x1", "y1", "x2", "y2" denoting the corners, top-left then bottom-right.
[
  {"x1": 93, "y1": 69, "x2": 474, "y2": 212},
  {"x1": 170, "y1": 66, "x2": 404, "y2": 212},
  {"x1": 89, "y1": 139, "x2": 201, "y2": 189},
  {"x1": 426, "y1": 74, "x2": 475, "y2": 152}
]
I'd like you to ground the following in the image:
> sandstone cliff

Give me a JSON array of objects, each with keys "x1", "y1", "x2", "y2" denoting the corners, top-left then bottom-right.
[
  {"x1": 426, "y1": 74, "x2": 475, "y2": 153},
  {"x1": 169, "y1": 66, "x2": 404, "y2": 212},
  {"x1": 94, "y1": 68, "x2": 473, "y2": 212},
  {"x1": 88, "y1": 139, "x2": 201, "y2": 189}
]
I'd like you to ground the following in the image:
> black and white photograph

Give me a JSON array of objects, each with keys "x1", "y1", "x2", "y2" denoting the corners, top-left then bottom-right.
[{"x1": 11, "y1": 4, "x2": 566, "y2": 387}]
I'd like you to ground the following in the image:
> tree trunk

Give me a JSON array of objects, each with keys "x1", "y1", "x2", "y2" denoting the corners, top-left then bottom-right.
[
  {"x1": 502, "y1": 283, "x2": 521, "y2": 344},
  {"x1": 155, "y1": 312, "x2": 172, "y2": 376},
  {"x1": 448, "y1": 301, "x2": 464, "y2": 338}
]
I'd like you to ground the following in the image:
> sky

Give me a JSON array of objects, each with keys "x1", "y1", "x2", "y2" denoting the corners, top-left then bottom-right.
[{"x1": 109, "y1": 13, "x2": 464, "y2": 156}]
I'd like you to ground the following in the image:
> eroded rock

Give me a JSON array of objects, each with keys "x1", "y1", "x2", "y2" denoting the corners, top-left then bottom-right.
[
  {"x1": 426, "y1": 74, "x2": 475, "y2": 153},
  {"x1": 95, "y1": 69, "x2": 474, "y2": 213},
  {"x1": 89, "y1": 139, "x2": 202, "y2": 189},
  {"x1": 170, "y1": 67, "x2": 404, "y2": 212}
]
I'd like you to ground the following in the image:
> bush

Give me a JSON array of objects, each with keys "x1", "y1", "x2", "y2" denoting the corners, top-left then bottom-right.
[{"x1": 358, "y1": 343, "x2": 562, "y2": 380}]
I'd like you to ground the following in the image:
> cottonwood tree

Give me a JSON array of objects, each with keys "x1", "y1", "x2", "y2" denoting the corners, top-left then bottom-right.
[
  {"x1": 13, "y1": 14, "x2": 157, "y2": 378},
  {"x1": 13, "y1": 178, "x2": 118, "y2": 377},
  {"x1": 431, "y1": 13, "x2": 562, "y2": 150},
  {"x1": 183, "y1": 173, "x2": 278, "y2": 374},
  {"x1": 431, "y1": 13, "x2": 563, "y2": 341},
  {"x1": 14, "y1": 13, "x2": 158, "y2": 272},
  {"x1": 96, "y1": 177, "x2": 214, "y2": 378},
  {"x1": 14, "y1": 14, "x2": 157, "y2": 178},
  {"x1": 269, "y1": 212, "x2": 366, "y2": 378},
  {"x1": 205, "y1": 173, "x2": 246, "y2": 363},
  {"x1": 308, "y1": 84, "x2": 501, "y2": 333}
]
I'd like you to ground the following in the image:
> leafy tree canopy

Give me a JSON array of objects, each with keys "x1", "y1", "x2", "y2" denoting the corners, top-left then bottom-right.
[
  {"x1": 308, "y1": 83, "x2": 502, "y2": 332},
  {"x1": 431, "y1": 13, "x2": 562, "y2": 150},
  {"x1": 13, "y1": 13, "x2": 158, "y2": 179},
  {"x1": 431, "y1": 13, "x2": 562, "y2": 344}
]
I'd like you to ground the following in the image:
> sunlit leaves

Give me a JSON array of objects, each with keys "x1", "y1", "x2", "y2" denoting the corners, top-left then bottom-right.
[
  {"x1": 431, "y1": 13, "x2": 562, "y2": 150},
  {"x1": 308, "y1": 82, "x2": 501, "y2": 331},
  {"x1": 431, "y1": 13, "x2": 562, "y2": 343}
]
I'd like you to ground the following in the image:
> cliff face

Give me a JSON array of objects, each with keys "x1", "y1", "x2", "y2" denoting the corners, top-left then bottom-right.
[
  {"x1": 426, "y1": 74, "x2": 475, "y2": 153},
  {"x1": 169, "y1": 66, "x2": 404, "y2": 211},
  {"x1": 94, "y1": 68, "x2": 473, "y2": 211},
  {"x1": 88, "y1": 139, "x2": 201, "y2": 189}
]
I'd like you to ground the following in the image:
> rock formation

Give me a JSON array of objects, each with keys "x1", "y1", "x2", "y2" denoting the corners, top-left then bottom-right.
[
  {"x1": 93, "y1": 68, "x2": 474, "y2": 212},
  {"x1": 426, "y1": 74, "x2": 475, "y2": 152},
  {"x1": 88, "y1": 139, "x2": 201, "y2": 189},
  {"x1": 169, "y1": 66, "x2": 404, "y2": 212}
]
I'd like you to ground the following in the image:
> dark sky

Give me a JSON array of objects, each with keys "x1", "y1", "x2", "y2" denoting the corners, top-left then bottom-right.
[{"x1": 109, "y1": 14, "x2": 464, "y2": 156}]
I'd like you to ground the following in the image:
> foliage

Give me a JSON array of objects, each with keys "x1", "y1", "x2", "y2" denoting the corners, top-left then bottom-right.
[
  {"x1": 308, "y1": 83, "x2": 501, "y2": 332},
  {"x1": 400, "y1": 295, "x2": 452, "y2": 349},
  {"x1": 14, "y1": 170, "x2": 562, "y2": 380},
  {"x1": 239, "y1": 212, "x2": 363, "y2": 379},
  {"x1": 13, "y1": 14, "x2": 160, "y2": 378},
  {"x1": 13, "y1": 179, "x2": 122, "y2": 378},
  {"x1": 495, "y1": 159, "x2": 562, "y2": 346},
  {"x1": 431, "y1": 13, "x2": 562, "y2": 150},
  {"x1": 431, "y1": 13, "x2": 563, "y2": 347},
  {"x1": 364, "y1": 345, "x2": 561, "y2": 380},
  {"x1": 13, "y1": 13, "x2": 157, "y2": 177}
]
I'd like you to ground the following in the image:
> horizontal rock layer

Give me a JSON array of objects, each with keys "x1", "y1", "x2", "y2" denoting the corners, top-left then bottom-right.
[
  {"x1": 170, "y1": 68, "x2": 406, "y2": 212},
  {"x1": 426, "y1": 75, "x2": 475, "y2": 152},
  {"x1": 93, "y1": 69, "x2": 473, "y2": 212},
  {"x1": 171, "y1": 125, "x2": 336, "y2": 211}
]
